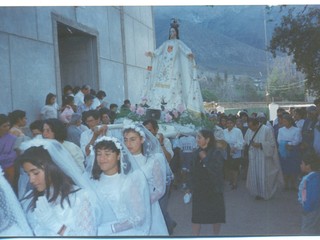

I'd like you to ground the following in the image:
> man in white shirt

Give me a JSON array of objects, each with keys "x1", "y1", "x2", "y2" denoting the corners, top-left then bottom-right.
[
  {"x1": 223, "y1": 116, "x2": 244, "y2": 190},
  {"x1": 74, "y1": 84, "x2": 91, "y2": 106},
  {"x1": 80, "y1": 110, "x2": 107, "y2": 174}
]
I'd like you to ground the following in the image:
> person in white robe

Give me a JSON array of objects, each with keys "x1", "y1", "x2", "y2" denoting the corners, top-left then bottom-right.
[
  {"x1": 123, "y1": 124, "x2": 168, "y2": 235},
  {"x1": 144, "y1": 19, "x2": 204, "y2": 114},
  {"x1": 245, "y1": 118, "x2": 284, "y2": 200},
  {"x1": 91, "y1": 136, "x2": 151, "y2": 236}
]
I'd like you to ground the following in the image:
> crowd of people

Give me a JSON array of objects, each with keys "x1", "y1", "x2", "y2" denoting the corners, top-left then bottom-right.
[
  {"x1": 3, "y1": 15, "x2": 320, "y2": 236},
  {"x1": 0, "y1": 83, "x2": 175, "y2": 236},
  {"x1": 1, "y1": 82, "x2": 320, "y2": 236},
  {"x1": 168, "y1": 100, "x2": 320, "y2": 235},
  {"x1": 205, "y1": 101, "x2": 320, "y2": 235}
]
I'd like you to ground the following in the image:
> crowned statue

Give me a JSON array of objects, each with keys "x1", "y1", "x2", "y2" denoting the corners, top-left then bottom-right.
[{"x1": 144, "y1": 18, "x2": 204, "y2": 114}]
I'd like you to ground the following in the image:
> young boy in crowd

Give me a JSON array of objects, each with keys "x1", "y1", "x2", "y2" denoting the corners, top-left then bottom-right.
[
  {"x1": 29, "y1": 120, "x2": 44, "y2": 139},
  {"x1": 298, "y1": 152, "x2": 320, "y2": 235}
]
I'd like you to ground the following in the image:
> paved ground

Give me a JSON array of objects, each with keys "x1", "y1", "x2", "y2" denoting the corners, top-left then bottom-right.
[{"x1": 167, "y1": 178, "x2": 301, "y2": 237}]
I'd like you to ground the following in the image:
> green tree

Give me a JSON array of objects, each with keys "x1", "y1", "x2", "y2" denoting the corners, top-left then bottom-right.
[
  {"x1": 237, "y1": 76, "x2": 261, "y2": 101},
  {"x1": 267, "y1": 61, "x2": 306, "y2": 101},
  {"x1": 268, "y1": 6, "x2": 320, "y2": 96}
]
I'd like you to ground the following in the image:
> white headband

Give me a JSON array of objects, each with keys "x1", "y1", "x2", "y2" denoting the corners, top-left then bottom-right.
[
  {"x1": 95, "y1": 136, "x2": 122, "y2": 150},
  {"x1": 123, "y1": 124, "x2": 146, "y2": 139}
]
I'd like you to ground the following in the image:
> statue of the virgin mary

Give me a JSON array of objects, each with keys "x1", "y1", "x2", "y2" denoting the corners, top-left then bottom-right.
[{"x1": 144, "y1": 19, "x2": 204, "y2": 114}]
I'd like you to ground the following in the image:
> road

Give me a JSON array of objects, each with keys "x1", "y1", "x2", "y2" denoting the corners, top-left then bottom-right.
[{"x1": 167, "y1": 178, "x2": 301, "y2": 237}]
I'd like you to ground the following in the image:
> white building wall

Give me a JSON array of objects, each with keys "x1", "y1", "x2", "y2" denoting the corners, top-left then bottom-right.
[
  {"x1": 0, "y1": 6, "x2": 155, "y2": 124},
  {"x1": 123, "y1": 6, "x2": 155, "y2": 106}
]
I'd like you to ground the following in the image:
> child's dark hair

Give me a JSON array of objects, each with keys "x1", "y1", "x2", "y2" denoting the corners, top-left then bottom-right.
[
  {"x1": 45, "y1": 93, "x2": 56, "y2": 105},
  {"x1": 143, "y1": 119, "x2": 159, "y2": 130},
  {"x1": 18, "y1": 146, "x2": 75, "y2": 210},
  {"x1": 29, "y1": 120, "x2": 44, "y2": 132},
  {"x1": 62, "y1": 95, "x2": 74, "y2": 107},
  {"x1": 92, "y1": 140, "x2": 121, "y2": 180},
  {"x1": 302, "y1": 151, "x2": 320, "y2": 171}
]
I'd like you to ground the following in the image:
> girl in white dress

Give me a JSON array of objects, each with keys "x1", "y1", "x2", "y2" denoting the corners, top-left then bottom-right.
[
  {"x1": 40, "y1": 93, "x2": 59, "y2": 120},
  {"x1": 91, "y1": 136, "x2": 151, "y2": 236},
  {"x1": 18, "y1": 139, "x2": 100, "y2": 236},
  {"x1": 123, "y1": 124, "x2": 168, "y2": 235}
]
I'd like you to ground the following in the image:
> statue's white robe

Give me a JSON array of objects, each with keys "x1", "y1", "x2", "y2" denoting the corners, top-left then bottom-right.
[{"x1": 144, "y1": 39, "x2": 204, "y2": 113}]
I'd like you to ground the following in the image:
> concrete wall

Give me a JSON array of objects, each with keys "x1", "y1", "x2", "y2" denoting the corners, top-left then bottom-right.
[{"x1": 0, "y1": 6, "x2": 155, "y2": 123}]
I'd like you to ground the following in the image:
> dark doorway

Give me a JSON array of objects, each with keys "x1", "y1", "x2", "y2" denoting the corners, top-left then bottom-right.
[{"x1": 57, "y1": 22, "x2": 99, "y2": 93}]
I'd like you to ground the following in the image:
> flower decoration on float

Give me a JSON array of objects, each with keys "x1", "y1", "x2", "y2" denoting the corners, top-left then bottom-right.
[{"x1": 116, "y1": 98, "x2": 215, "y2": 129}]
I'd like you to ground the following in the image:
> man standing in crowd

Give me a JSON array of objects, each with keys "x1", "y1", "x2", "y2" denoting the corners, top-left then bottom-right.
[
  {"x1": 273, "y1": 107, "x2": 286, "y2": 127},
  {"x1": 301, "y1": 106, "x2": 318, "y2": 152},
  {"x1": 245, "y1": 117, "x2": 284, "y2": 200},
  {"x1": 74, "y1": 84, "x2": 91, "y2": 106},
  {"x1": 80, "y1": 110, "x2": 107, "y2": 173}
]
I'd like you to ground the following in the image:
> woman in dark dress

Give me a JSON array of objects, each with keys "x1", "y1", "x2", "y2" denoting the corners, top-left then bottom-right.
[{"x1": 190, "y1": 129, "x2": 225, "y2": 235}]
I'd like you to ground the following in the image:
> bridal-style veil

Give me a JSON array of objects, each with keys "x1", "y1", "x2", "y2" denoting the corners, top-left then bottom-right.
[
  {"x1": 122, "y1": 123, "x2": 170, "y2": 235},
  {"x1": 134, "y1": 123, "x2": 174, "y2": 184},
  {"x1": 93, "y1": 136, "x2": 151, "y2": 235},
  {"x1": 19, "y1": 138, "x2": 115, "y2": 223},
  {"x1": 0, "y1": 166, "x2": 33, "y2": 236}
]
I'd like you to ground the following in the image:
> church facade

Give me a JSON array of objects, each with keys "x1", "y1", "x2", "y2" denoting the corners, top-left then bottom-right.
[{"x1": 0, "y1": 6, "x2": 155, "y2": 122}]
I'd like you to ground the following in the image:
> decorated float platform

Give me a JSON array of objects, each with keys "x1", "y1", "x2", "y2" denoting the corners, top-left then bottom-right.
[{"x1": 108, "y1": 107, "x2": 214, "y2": 139}]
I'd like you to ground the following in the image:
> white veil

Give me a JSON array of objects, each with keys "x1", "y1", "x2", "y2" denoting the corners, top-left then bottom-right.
[
  {"x1": 93, "y1": 136, "x2": 151, "y2": 235},
  {"x1": 137, "y1": 124, "x2": 174, "y2": 184},
  {"x1": 123, "y1": 123, "x2": 175, "y2": 188},
  {"x1": 0, "y1": 166, "x2": 33, "y2": 236},
  {"x1": 19, "y1": 138, "x2": 115, "y2": 223},
  {"x1": 122, "y1": 123, "x2": 170, "y2": 235}
]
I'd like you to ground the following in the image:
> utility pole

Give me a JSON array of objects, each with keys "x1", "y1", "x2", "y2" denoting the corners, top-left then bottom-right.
[{"x1": 263, "y1": 6, "x2": 271, "y2": 106}]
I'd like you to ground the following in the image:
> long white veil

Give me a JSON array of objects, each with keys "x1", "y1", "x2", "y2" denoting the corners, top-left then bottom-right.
[
  {"x1": 122, "y1": 123, "x2": 170, "y2": 235},
  {"x1": 93, "y1": 136, "x2": 151, "y2": 235},
  {"x1": 19, "y1": 138, "x2": 115, "y2": 223},
  {"x1": 0, "y1": 166, "x2": 33, "y2": 236},
  {"x1": 138, "y1": 124, "x2": 174, "y2": 184}
]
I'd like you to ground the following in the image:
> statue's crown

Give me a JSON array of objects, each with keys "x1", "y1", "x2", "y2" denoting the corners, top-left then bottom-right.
[{"x1": 170, "y1": 18, "x2": 179, "y2": 29}]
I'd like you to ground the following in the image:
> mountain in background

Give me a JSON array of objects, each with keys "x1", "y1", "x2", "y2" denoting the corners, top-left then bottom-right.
[{"x1": 153, "y1": 5, "x2": 289, "y2": 79}]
